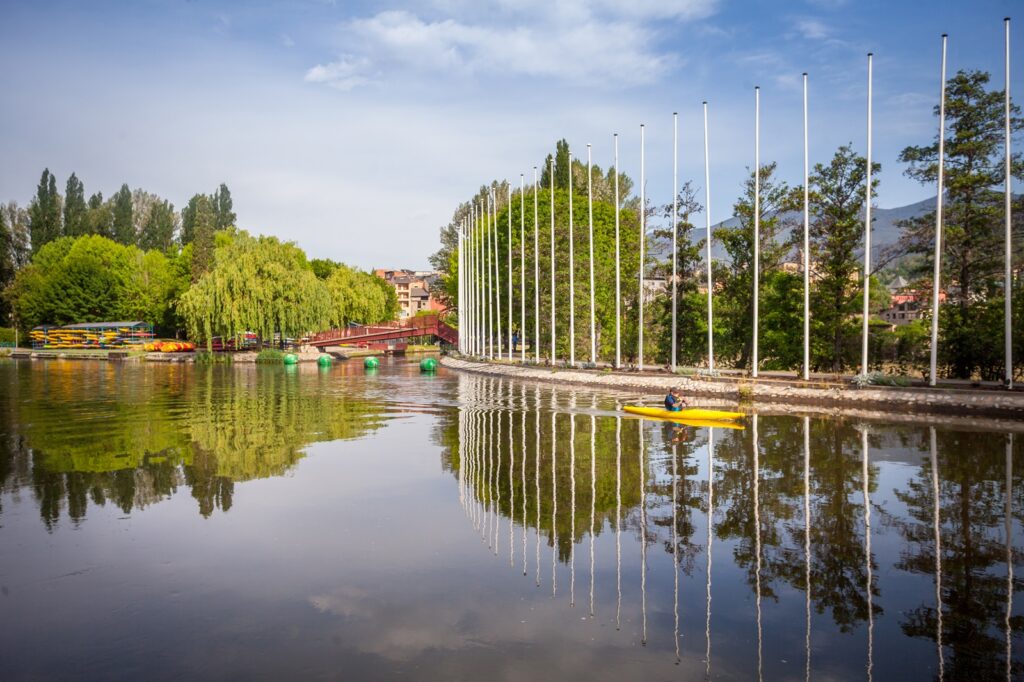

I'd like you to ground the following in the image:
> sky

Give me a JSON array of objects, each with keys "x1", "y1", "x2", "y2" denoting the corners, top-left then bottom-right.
[{"x1": 0, "y1": 0, "x2": 1020, "y2": 270}]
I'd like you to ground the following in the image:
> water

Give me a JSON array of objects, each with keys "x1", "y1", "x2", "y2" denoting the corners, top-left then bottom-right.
[{"x1": 0, "y1": 358, "x2": 1021, "y2": 681}]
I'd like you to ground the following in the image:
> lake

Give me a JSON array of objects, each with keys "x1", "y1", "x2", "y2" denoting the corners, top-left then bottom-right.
[{"x1": 0, "y1": 358, "x2": 1020, "y2": 680}]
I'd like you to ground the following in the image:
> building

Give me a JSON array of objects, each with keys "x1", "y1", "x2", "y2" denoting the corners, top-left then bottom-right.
[
  {"x1": 374, "y1": 269, "x2": 447, "y2": 319},
  {"x1": 879, "y1": 276, "x2": 947, "y2": 327}
]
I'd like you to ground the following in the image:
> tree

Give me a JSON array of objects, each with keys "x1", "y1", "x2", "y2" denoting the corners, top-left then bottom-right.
[
  {"x1": 85, "y1": 192, "x2": 112, "y2": 238},
  {"x1": 28, "y1": 168, "x2": 62, "y2": 254},
  {"x1": 139, "y1": 199, "x2": 177, "y2": 252},
  {"x1": 310, "y1": 258, "x2": 340, "y2": 280},
  {"x1": 177, "y1": 231, "x2": 333, "y2": 350},
  {"x1": 897, "y1": 69, "x2": 1024, "y2": 379},
  {"x1": 324, "y1": 264, "x2": 397, "y2": 326},
  {"x1": 180, "y1": 194, "x2": 202, "y2": 245},
  {"x1": 63, "y1": 173, "x2": 88, "y2": 237},
  {"x1": 190, "y1": 195, "x2": 216, "y2": 283},
  {"x1": 807, "y1": 145, "x2": 880, "y2": 373},
  {"x1": 212, "y1": 183, "x2": 236, "y2": 230},
  {"x1": 713, "y1": 162, "x2": 801, "y2": 369},
  {"x1": 111, "y1": 184, "x2": 135, "y2": 244}
]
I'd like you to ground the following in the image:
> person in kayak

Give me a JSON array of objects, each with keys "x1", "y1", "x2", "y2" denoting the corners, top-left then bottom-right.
[{"x1": 664, "y1": 387, "x2": 687, "y2": 412}]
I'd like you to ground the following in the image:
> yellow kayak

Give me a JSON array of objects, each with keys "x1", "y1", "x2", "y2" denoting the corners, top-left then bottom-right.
[{"x1": 623, "y1": 405, "x2": 745, "y2": 422}]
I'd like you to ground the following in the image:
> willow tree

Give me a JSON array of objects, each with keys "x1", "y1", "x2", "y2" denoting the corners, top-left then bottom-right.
[
  {"x1": 324, "y1": 264, "x2": 397, "y2": 326},
  {"x1": 178, "y1": 231, "x2": 333, "y2": 350}
]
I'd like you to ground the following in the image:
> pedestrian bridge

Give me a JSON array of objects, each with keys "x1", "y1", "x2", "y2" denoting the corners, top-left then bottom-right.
[{"x1": 309, "y1": 314, "x2": 458, "y2": 348}]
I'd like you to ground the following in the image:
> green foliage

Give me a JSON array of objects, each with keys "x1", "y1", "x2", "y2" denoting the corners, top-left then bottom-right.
[
  {"x1": 324, "y1": 263, "x2": 397, "y2": 326},
  {"x1": 0, "y1": 327, "x2": 16, "y2": 344},
  {"x1": 310, "y1": 258, "x2": 340, "y2": 280},
  {"x1": 28, "y1": 169, "x2": 62, "y2": 254},
  {"x1": 212, "y1": 183, "x2": 236, "y2": 230},
  {"x1": 111, "y1": 183, "x2": 135, "y2": 245},
  {"x1": 190, "y1": 195, "x2": 216, "y2": 283},
  {"x1": 256, "y1": 348, "x2": 284, "y2": 364},
  {"x1": 180, "y1": 194, "x2": 201, "y2": 245},
  {"x1": 138, "y1": 198, "x2": 177, "y2": 252},
  {"x1": 178, "y1": 231, "x2": 333, "y2": 350},
  {"x1": 63, "y1": 173, "x2": 88, "y2": 237},
  {"x1": 86, "y1": 192, "x2": 112, "y2": 238}
]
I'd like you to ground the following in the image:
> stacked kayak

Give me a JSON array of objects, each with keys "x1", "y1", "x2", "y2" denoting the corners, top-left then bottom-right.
[{"x1": 623, "y1": 405, "x2": 745, "y2": 425}]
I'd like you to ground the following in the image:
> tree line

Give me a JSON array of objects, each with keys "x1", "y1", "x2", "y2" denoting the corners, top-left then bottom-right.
[
  {"x1": 433, "y1": 69, "x2": 1024, "y2": 380},
  {"x1": 1, "y1": 174, "x2": 398, "y2": 344}
]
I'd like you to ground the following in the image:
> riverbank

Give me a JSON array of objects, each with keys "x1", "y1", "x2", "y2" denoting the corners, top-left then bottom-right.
[{"x1": 441, "y1": 356, "x2": 1024, "y2": 421}]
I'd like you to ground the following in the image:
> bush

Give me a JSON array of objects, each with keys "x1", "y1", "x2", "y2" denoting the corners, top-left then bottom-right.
[
  {"x1": 0, "y1": 327, "x2": 16, "y2": 345},
  {"x1": 256, "y1": 349, "x2": 284, "y2": 364},
  {"x1": 194, "y1": 351, "x2": 232, "y2": 364}
]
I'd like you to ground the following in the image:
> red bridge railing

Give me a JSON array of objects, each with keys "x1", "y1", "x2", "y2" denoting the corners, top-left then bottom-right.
[{"x1": 310, "y1": 314, "x2": 457, "y2": 347}]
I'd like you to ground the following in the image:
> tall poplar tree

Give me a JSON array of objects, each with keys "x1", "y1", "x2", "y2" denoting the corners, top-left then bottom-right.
[
  {"x1": 112, "y1": 184, "x2": 135, "y2": 244},
  {"x1": 86, "y1": 192, "x2": 112, "y2": 238},
  {"x1": 63, "y1": 173, "x2": 88, "y2": 237},
  {"x1": 212, "y1": 183, "x2": 236, "y2": 230},
  {"x1": 28, "y1": 169, "x2": 62, "y2": 254},
  {"x1": 180, "y1": 194, "x2": 202, "y2": 245},
  {"x1": 139, "y1": 199, "x2": 177, "y2": 252},
  {"x1": 190, "y1": 195, "x2": 216, "y2": 283}
]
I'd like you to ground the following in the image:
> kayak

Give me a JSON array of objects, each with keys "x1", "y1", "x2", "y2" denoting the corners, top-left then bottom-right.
[{"x1": 623, "y1": 405, "x2": 745, "y2": 422}]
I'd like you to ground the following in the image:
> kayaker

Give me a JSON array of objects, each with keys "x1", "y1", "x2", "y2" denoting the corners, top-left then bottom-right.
[{"x1": 664, "y1": 387, "x2": 687, "y2": 412}]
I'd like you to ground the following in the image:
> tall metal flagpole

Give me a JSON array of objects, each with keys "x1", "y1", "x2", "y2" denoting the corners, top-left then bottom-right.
[
  {"x1": 861, "y1": 53, "x2": 874, "y2": 377},
  {"x1": 520, "y1": 173, "x2": 526, "y2": 363},
  {"x1": 459, "y1": 218, "x2": 464, "y2": 353},
  {"x1": 803, "y1": 74, "x2": 810, "y2": 381},
  {"x1": 930, "y1": 36, "x2": 948, "y2": 387},
  {"x1": 473, "y1": 204, "x2": 479, "y2": 355},
  {"x1": 672, "y1": 113, "x2": 679, "y2": 372},
  {"x1": 614, "y1": 133, "x2": 622, "y2": 369},
  {"x1": 703, "y1": 103, "x2": 715, "y2": 371},
  {"x1": 486, "y1": 196, "x2": 494, "y2": 358},
  {"x1": 550, "y1": 159, "x2": 557, "y2": 363},
  {"x1": 1005, "y1": 17, "x2": 1014, "y2": 388},
  {"x1": 569, "y1": 145, "x2": 577, "y2": 367},
  {"x1": 494, "y1": 190, "x2": 504, "y2": 360},
  {"x1": 587, "y1": 143, "x2": 596, "y2": 364},
  {"x1": 753, "y1": 87, "x2": 761, "y2": 379},
  {"x1": 507, "y1": 185, "x2": 513, "y2": 360},
  {"x1": 534, "y1": 166, "x2": 540, "y2": 363},
  {"x1": 639, "y1": 124, "x2": 646, "y2": 371}
]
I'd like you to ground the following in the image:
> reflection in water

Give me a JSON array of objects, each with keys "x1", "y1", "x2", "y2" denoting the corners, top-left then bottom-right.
[{"x1": 444, "y1": 373, "x2": 1024, "y2": 676}]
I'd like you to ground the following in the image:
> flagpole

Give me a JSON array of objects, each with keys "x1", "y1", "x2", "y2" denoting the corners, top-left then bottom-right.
[
  {"x1": 672, "y1": 112, "x2": 679, "y2": 373},
  {"x1": 802, "y1": 75, "x2": 810, "y2": 381},
  {"x1": 587, "y1": 143, "x2": 596, "y2": 365},
  {"x1": 1005, "y1": 17, "x2": 1014, "y2": 388},
  {"x1": 550, "y1": 158, "x2": 557, "y2": 364},
  {"x1": 507, "y1": 184, "x2": 513, "y2": 360},
  {"x1": 639, "y1": 123, "x2": 646, "y2": 371},
  {"x1": 473, "y1": 204, "x2": 478, "y2": 355},
  {"x1": 494, "y1": 189, "x2": 504, "y2": 360},
  {"x1": 486, "y1": 196, "x2": 494, "y2": 358},
  {"x1": 521, "y1": 173, "x2": 526, "y2": 363},
  {"x1": 753, "y1": 87, "x2": 761, "y2": 379},
  {"x1": 569, "y1": 145, "x2": 576, "y2": 367},
  {"x1": 861, "y1": 53, "x2": 874, "y2": 378},
  {"x1": 614, "y1": 133, "x2": 622, "y2": 369},
  {"x1": 459, "y1": 218, "x2": 464, "y2": 353},
  {"x1": 930, "y1": 36, "x2": 948, "y2": 387},
  {"x1": 703, "y1": 103, "x2": 715, "y2": 372},
  {"x1": 534, "y1": 166, "x2": 540, "y2": 364}
]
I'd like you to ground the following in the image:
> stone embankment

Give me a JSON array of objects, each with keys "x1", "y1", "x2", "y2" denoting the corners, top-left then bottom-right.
[{"x1": 441, "y1": 356, "x2": 1024, "y2": 422}]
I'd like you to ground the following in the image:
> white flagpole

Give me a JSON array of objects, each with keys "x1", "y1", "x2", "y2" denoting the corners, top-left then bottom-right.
[
  {"x1": 486, "y1": 195, "x2": 494, "y2": 358},
  {"x1": 587, "y1": 143, "x2": 596, "y2": 364},
  {"x1": 803, "y1": 75, "x2": 810, "y2": 381},
  {"x1": 494, "y1": 190, "x2": 504, "y2": 359},
  {"x1": 459, "y1": 218, "x2": 464, "y2": 353},
  {"x1": 861, "y1": 53, "x2": 874, "y2": 378},
  {"x1": 569, "y1": 145, "x2": 576, "y2": 367},
  {"x1": 703, "y1": 103, "x2": 715, "y2": 372},
  {"x1": 521, "y1": 173, "x2": 526, "y2": 363},
  {"x1": 507, "y1": 185, "x2": 513, "y2": 359},
  {"x1": 473, "y1": 204, "x2": 479, "y2": 355},
  {"x1": 753, "y1": 87, "x2": 761, "y2": 379},
  {"x1": 614, "y1": 133, "x2": 622, "y2": 369},
  {"x1": 550, "y1": 158, "x2": 557, "y2": 363},
  {"x1": 534, "y1": 166, "x2": 540, "y2": 363},
  {"x1": 639, "y1": 123, "x2": 646, "y2": 371},
  {"x1": 672, "y1": 112, "x2": 679, "y2": 373},
  {"x1": 1005, "y1": 17, "x2": 1014, "y2": 388},
  {"x1": 930, "y1": 36, "x2": 948, "y2": 387}
]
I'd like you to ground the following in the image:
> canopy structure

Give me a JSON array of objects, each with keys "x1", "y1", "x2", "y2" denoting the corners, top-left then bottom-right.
[{"x1": 29, "y1": 321, "x2": 154, "y2": 350}]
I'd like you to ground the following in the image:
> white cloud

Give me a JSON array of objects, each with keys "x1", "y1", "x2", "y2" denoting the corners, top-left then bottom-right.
[
  {"x1": 795, "y1": 18, "x2": 830, "y2": 41},
  {"x1": 304, "y1": 55, "x2": 373, "y2": 91}
]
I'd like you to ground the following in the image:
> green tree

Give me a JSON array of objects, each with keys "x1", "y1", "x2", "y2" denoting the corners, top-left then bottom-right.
[
  {"x1": 897, "y1": 69, "x2": 1024, "y2": 379},
  {"x1": 28, "y1": 168, "x2": 62, "y2": 254},
  {"x1": 178, "y1": 231, "x2": 333, "y2": 350},
  {"x1": 63, "y1": 173, "x2": 88, "y2": 237},
  {"x1": 85, "y1": 192, "x2": 112, "y2": 238},
  {"x1": 111, "y1": 184, "x2": 135, "y2": 244},
  {"x1": 324, "y1": 264, "x2": 397, "y2": 326},
  {"x1": 808, "y1": 145, "x2": 880, "y2": 373},
  {"x1": 180, "y1": 194, "x2": 202, "y2": 245},
  {"x1": 212, "y1": 183, "x2": 236, "y2": 230},
  {"x1": 139, "y1": 199, "x2": 177, "y2": 252},
  {"x1": 190, "y1": 195, "x2": 216, "y2": 283},
  {"x1": 310, "y1": 258, "x2": 340, "y2": 280}
]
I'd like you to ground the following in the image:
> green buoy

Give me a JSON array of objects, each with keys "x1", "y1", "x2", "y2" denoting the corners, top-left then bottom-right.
[
  {"x1": 419, "y1": 357, "x2": 437, "y2": 373},
  {"x1": 317, "y1": 355, "x2": 332, "y2": 367},
  {"x1": 283, "y1": 353, "x2": 299, "y2": 365},
  {"x1": 364, "y1": 356, "x2": 379, "y2": 369}
]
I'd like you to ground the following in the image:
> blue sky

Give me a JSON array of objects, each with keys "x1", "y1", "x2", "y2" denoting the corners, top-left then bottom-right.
[{"x1": 0, "y1": 0, "x2": 1020, "y2": 269}]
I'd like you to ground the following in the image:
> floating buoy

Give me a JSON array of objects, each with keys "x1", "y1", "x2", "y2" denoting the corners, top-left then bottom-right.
[
  {"x1": 364, "y1": 356, "x2": 379, "y2": 369},
  {"x1": 419, "y1": 357, "x2": 437, "y2": 373},
  {"x1": 283, "y1": 353, "x2": 299, "y2": 365},
  {"x1": 317, "y1": 355, "x2": 331, "y2": 367}
]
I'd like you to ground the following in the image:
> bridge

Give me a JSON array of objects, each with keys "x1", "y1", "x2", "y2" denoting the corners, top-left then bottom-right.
[{"x1": 309, "y1": 313, "x2": 458, "y2": 348}]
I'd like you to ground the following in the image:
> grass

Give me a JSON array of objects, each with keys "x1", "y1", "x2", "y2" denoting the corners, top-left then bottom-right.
[
  {"x1": 256, "y1": 349, "x2": 284, "y2": 364},
  {"x1": 195, "y1": 351, "x2": 233, "y2": 364}
]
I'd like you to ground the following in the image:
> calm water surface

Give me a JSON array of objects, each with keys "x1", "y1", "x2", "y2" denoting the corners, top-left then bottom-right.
[{"x1": 0, "y1": 358, "x2": 1021, "y2": 681}]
